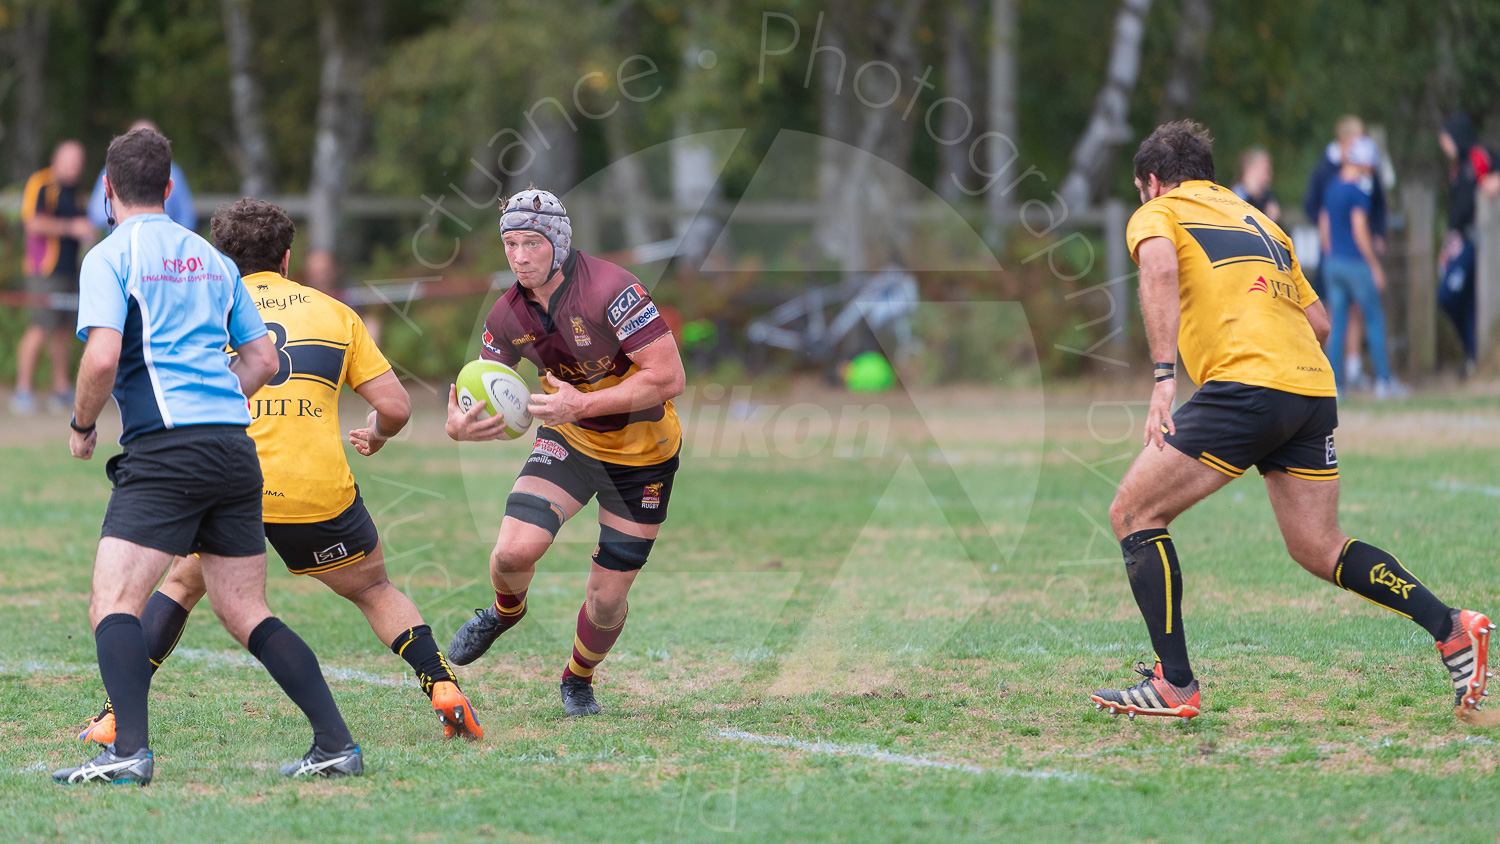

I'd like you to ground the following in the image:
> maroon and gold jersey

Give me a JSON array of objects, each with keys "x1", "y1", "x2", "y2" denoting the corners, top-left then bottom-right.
[{"x1": 480, "y1": 251, "x2": 679, "y2": 466}]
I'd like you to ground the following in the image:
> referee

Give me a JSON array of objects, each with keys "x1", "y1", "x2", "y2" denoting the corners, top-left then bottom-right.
[{"x1": 52, "y1": 128, "x2": 362, "y2": 785}]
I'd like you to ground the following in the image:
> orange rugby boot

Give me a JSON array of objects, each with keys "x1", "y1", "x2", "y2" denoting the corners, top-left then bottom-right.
[
  {"x1": 1438, "y1": 609, "x2": 1493, "y2": 714},
  {"x1": 431, "y1": 680, "x2": 483, "y2": 740},
  {"x1": 1090, "y1": 661, "x2": 1201, "y2": 721},
  {"x1": 77, "y1": 706, "x2": 116, "y2": 745}
]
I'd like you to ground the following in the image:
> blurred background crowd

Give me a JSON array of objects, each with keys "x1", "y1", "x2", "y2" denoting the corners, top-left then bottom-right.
[{"x1": 2, "y1": 0, "x2": 1499, "y2": 411}]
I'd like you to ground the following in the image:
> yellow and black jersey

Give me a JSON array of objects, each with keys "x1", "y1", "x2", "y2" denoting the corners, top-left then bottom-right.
[
  {"x1": 1126, "y1": 180, "x2": 1336, "y2": 398},
  {"x1": 242, "y1": 271, "x2": 391, "y2": 523},
  {"x1": 22, "y1": 166, "x2": 86, "y2": 278}
]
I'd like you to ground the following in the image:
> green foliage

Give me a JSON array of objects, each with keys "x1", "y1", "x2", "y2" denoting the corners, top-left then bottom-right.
[{"x1": 4, "y1": 0, "x2": 1500, "y2": 383}]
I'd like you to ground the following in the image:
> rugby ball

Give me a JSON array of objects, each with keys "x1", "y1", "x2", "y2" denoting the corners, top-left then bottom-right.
[{"x1": 455, "y1": 360, "x2": 533, "y2": 441}]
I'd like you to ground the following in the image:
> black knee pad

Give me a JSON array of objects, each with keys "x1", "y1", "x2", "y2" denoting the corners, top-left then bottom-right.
[
  {"x1": 592, "y1": 524, "x2": 655, "y2": 572},
  {"x1": 505, "y1": 492, "x2": 564, "y2": 537}
]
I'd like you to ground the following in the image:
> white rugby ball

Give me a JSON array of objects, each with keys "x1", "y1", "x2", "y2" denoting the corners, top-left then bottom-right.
[{"x1": 455, "y1": 360, "x2": 533, "y2": 441}]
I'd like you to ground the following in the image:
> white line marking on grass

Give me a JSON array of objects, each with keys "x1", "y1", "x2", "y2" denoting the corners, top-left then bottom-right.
[
  {"x1": 714, "y1": 729, "x2": 1086, "y2": 781},
  {"x1": 0, "y1": 660, "x2": 80, "y2": 674},
  {"x1": 174, "y1": 648, "x2": 406, "y2": 687},
  {"x1": 1431, "y1": 480, "x2": 1500, "y2": 498},
  {"x1": 1, "y1": 650, "x2": 405, "y2": 688},
  {"x1": 320, "y1": 666, "x2": 405, "y2": 687}
]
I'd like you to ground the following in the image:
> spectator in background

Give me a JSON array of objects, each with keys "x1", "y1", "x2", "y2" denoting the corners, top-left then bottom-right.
[
  {"x1": 1232, "y1": 146, "x2": 1281, "y2": 224},
  {"x1": 88, "y1": 118, "x2": 196, "y2": 231},
  {"x1": 1306, "y1": 115, "x2": 1388, "y2": 255},
  {"x1": 303, "y1": 249, "x2": 339, "y2": 295},
  {"x1": 1437, "y1": 111, "x2": 1500, "y2": 375},
  {"x1": 1305, "y1": 115, "x2": 1386, "y2": 390},
  {"x1": 12, "y1": 140, "x2": 94, "y2": 415},
  {"x1": 1321, "y1": 136, "x2": 1406, "y2": 400},
  {"x1": 304, "y1": 249, "x2": 383, "y2": 346}
]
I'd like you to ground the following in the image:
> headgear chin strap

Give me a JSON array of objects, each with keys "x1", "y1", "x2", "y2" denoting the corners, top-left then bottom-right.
[{"x1": 500, "y1": 188, "x2": 572, "y2": 272}]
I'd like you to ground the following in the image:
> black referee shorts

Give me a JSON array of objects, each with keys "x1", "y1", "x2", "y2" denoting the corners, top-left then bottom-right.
[{"x1": 101, "y1": 424, "x2": 266, "y2": 557}]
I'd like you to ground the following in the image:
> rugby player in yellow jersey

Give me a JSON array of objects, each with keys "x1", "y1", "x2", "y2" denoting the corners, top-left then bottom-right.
[
  {"x1": 445, "y1": 188, "x2": 686, "y2": 717},
  {"x1": 79, "y1": 199, "x2": 482, "y2": 745},
  {"x1": 1090, "y1": 121, "x2": 1492, "y2": 721}
]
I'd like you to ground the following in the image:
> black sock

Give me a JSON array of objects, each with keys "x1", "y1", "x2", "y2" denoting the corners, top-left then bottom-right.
[
  {"x1": 390, "y1": 624, "x2": 457, "y2": 698},
  {"x1": 142, "y1": 591, "x2": 191, "y2": 672},
  {"x1": 1121, "y1": 529, "x2": 1193, "y2": 687},
  {"x1": 247, "y1": 617, "x2": 354, "y2": 752},
  {"x1": 1335, "y1": 540, "x2": 1453, "y2": 640},
  {"x1": 99, "y1": 592, "x2": 192, "y2": 718},
  {"x1": 95, "y1": 614, "x2": 152, "y2": 756}
]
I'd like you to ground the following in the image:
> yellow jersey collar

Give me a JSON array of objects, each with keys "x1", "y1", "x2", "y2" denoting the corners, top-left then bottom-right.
[{"x1": 243, "y1": 271, "x2": 297, "y2": 287}]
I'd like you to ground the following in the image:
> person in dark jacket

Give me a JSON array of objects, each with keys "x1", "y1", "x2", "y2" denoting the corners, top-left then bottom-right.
[
  {"x1": 1233, "y1": 146, "x2": 1281, "y2": 223},
  {"x1": 1438, "y1": 111, "x2": 1500, "y2": 371}
]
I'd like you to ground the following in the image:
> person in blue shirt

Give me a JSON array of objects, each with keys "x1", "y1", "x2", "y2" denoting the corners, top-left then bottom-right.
[
  {"x1": 87, "y1": 118, "x2": 196, "y2": 232},
  {"x1": 1304, "y1": 115, "x2": 1388, "y2": 261},
  {"x1": 1319, "y1": 136, "x2": 1406, "y2": 400},
  {"x1": 1304, "y1": 116, "x2": 1387, "y2": 389},
  {"x1": 52, "y1": 127, "x2": 362, "y2": 786}
]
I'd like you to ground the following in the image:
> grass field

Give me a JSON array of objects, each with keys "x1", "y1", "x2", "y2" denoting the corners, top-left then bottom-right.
[{"x1": 2, "y1": 386, "x2": 1498, "y2": 842}]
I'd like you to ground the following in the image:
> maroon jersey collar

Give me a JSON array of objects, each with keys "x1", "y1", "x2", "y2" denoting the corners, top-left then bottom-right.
[{"x1": 513, "y1": 249, "x2": 581, "y2": 335}]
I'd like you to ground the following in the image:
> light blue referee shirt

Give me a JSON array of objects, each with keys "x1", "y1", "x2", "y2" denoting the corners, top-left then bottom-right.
[{"x1": 76, "y1": 213, "x2": 267, "y2": 443}]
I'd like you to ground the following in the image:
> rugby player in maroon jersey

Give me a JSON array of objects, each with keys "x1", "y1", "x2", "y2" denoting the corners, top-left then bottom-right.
[{"x1": 445, "y1": 188, "x2": 685, "y2": 716}]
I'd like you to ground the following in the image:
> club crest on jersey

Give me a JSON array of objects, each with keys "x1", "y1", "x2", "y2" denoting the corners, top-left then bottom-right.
[
  {"x1": 607, "y1": 283, "x2": 648, "y2": 326},
  {"x1": 641, "y1": 482, "x2": 663, "y2": 509},
  {"x1": 482, "y1": 328, "x2": 503, "y2": 354},
  {"x1": 313, "y1": 543, "x2": 350, "y2": 564},
  {"x1": 571, "y1": 316, "x2": 592, "y2": 346},
  {"x1": 532, "y1": 438, "x2": 569, "y2": 461},
  {"x1": 615, "y1": 302, "x2": 660, "y2": 341}
]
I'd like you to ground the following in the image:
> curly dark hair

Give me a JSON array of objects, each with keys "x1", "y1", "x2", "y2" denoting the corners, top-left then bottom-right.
[
  {"x1": 211, "y1": 198, "x2": 296, "y2": 275},
  {"x1": 105, "y1": 128, "x2": 173, "y2": 207},
  {"x1": 1133, "y1": 120, "x2": 1216, "y2": 186}
]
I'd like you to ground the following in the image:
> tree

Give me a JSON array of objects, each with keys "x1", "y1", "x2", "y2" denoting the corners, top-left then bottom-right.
[
  {"x1": 935, "y1": 0, "x2": 981, "y2": 203},
  {"x1": 1058, "y1": 0, "x2": 1152, "y2": 210},
  {"x1": 308, "y1": 0, "x2": 385, "y2": 257},
  {"x1": 985, "y1": 0, "x2": 1018, "y2": 225},
  {"x1": 221, "y1": 0, "x2": 273, "y2": 195},
  {"x1": 1155, "y1": 0, "x2": 1213, "y2": 124},
  {"x1": 5, "y1": 2, "x2": 47, "y2": 182},
  {"x1": 813, "y1": 0, "x2": 931, "y2": 269}
]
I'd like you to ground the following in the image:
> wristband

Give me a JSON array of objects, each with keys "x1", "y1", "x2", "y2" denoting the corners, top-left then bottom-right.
[
  {"x1": 1155, "y1": 373, "x2": 1175, "y2": 383},
  {"x1": 69, "y1": 414, "x2": 96, "y2": 435},
  {"x1": 1153, "y1": 362, "x2": 1176, "y2": 371}
]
